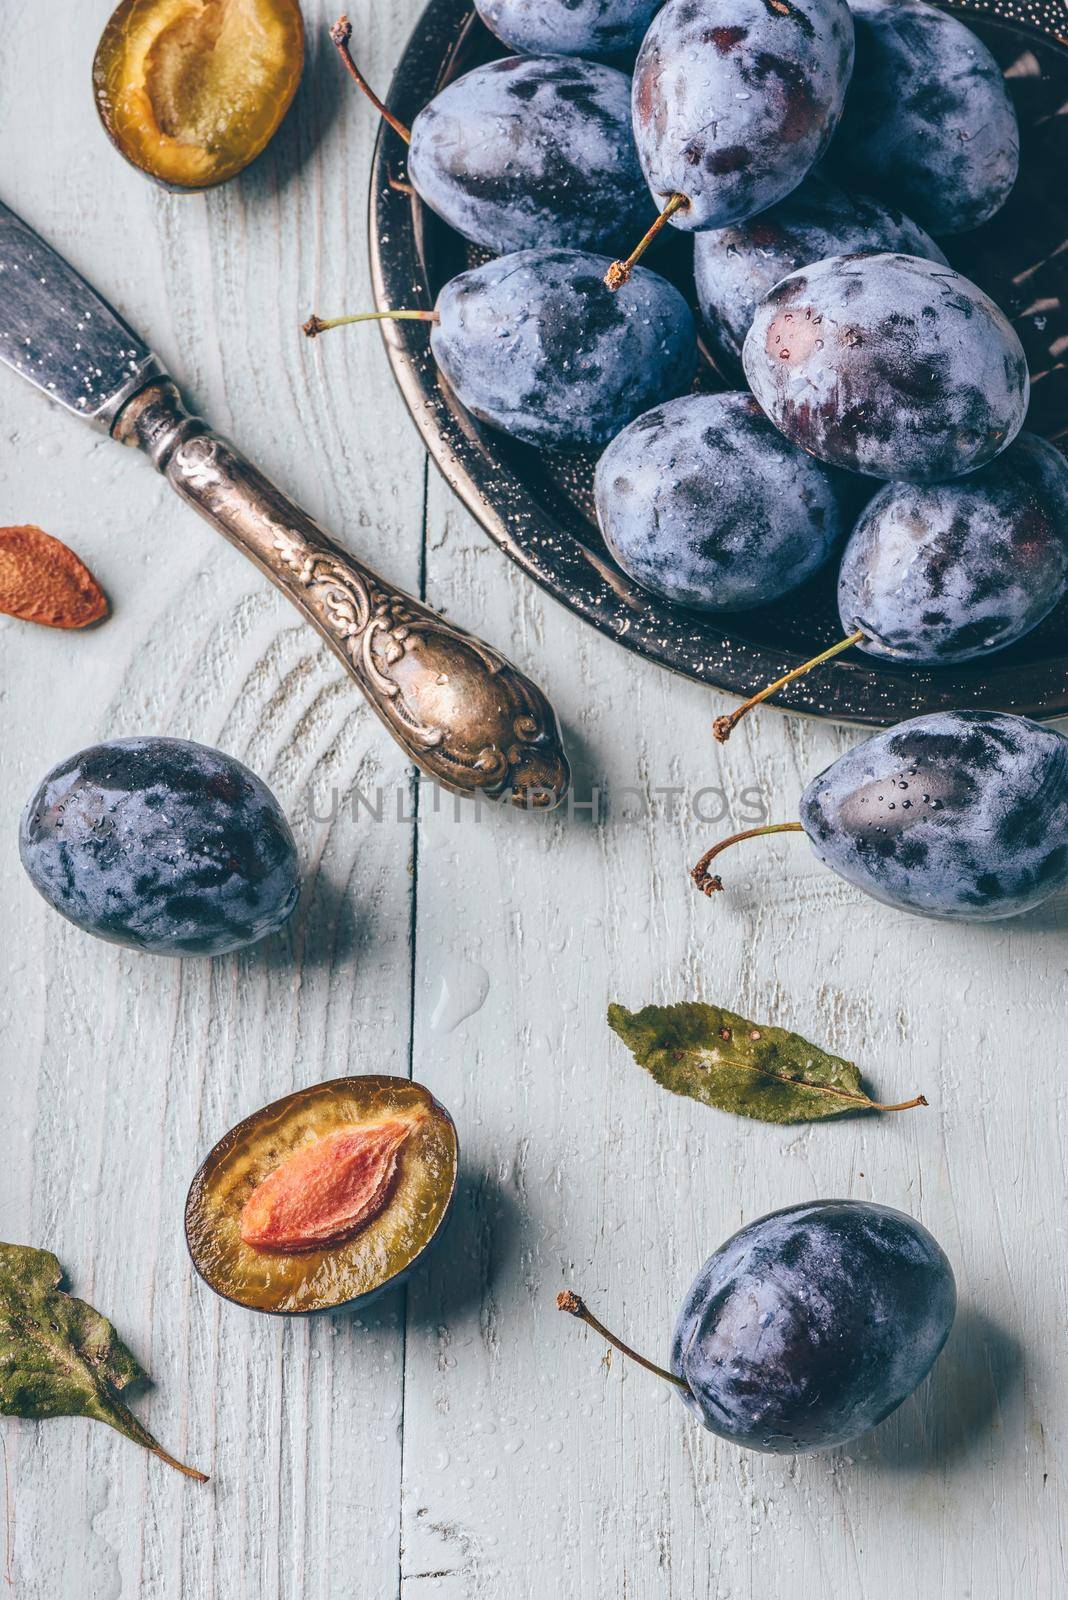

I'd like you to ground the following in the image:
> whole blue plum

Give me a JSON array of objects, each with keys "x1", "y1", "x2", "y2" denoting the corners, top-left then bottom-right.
[
  {"x1": 839, "y1": 433, "x2": 1068, "y2": 665},
  {"x1": 407, "y1": 55, "x2": 652, "y2": 254},
  {"x1": 632, "y1": 0, "x2": 855, "y2": 231},
  {"x1": 799, "y1": 711, "x2": 1068, "y2": 920},
  {"x1": 694, "y1": 171, "x2": 947, "y2": 371},
  {"x1": 831, "y1": 0, "x2": 1019, "y2": 235},
  {"x1": 743, "y1": 252, "x2": 1029, "y2": 482},
  {"x1": 20, "y1": 738, "x2": 300, "y2": 957},
  {"x1": 474, "y1": 0, "x2": 661, "y2": 63},
  {"x1": 672, "y1": 1200, "x2": 955, "y2": 1453},
  {"x1": 594, "y1": 392, "x2": 851, "y2": 609},
  {"x1": 431, "y1": 248, "x2": 696, "y2": 448}
]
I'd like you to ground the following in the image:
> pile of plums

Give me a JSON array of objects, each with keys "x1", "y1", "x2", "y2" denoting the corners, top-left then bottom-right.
[
  {"x1": 324, "y1": 0, "x2": 1065, "y2": 679},
  {"x1": 316, "y1": 1, "x2": 1068, "y2": 924}
]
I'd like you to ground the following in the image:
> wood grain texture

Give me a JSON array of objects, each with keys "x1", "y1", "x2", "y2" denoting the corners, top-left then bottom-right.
[
  {"x1": 0, "y1": 4, "x2": 425, "y2": 1596},
  {"x1": 0, "y1": 3, "x2": 1065, "y2": 1597}
]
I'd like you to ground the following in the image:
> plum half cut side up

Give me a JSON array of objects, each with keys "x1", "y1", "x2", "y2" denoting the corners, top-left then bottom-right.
[
  {"x1": 185, "y1": 1077, "x2": 458, "y2": 1315},
  {"x1": 92, "y1": 0, "x2": 305, "y2": 190}
]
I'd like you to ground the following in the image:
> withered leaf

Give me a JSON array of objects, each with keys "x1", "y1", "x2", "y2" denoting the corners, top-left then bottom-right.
[
  {"x1": 0, "y1": 1243, "x2": 206, "y2": 1480},
  {"x1": 608, "y1": 1001, "x2": 926, "y2": 1125},
  {"x1": 0, "y1": 525, "x2": 108, "y2": 629}
]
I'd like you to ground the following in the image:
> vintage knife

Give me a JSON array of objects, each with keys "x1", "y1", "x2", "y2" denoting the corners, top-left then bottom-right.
[{"x1": 0, "y1": 199, "x2": 570, "y2": 808}]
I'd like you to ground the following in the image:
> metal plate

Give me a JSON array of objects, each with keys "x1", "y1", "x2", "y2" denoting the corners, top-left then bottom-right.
[{"x1": 369, "y1": 0, "x2": 1068, "y2": 725}]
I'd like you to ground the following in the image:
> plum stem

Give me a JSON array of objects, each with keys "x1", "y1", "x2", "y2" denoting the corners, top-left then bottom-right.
[
  {"x1": 330, "y1": 15, "x2": 412, "y2": 144},
  {"x1": 691, "y1": 821, "x2": 804, "y2": 897},
  {"x1": 110, "y1": 1395, "x2": 209, "y2": 1482},
  {"x1": 713, "y1": 630, "x2": 866, "y2": 744},
  {"x1": 870, "y1": 1094, "x2": 929, "y2": 1113},
  {"x1": 303, "y1": 309, "x2": 438, "y2": 339},
  {"x1": 149, "y1": 1444, "x2": 210, "y2": 1483},
  {"x1": 605, "y1": 194, "x2": 690, "y2": 289},
  {"x1": 557, "y1": 1291, "x2": 688, "y2": 1391}
]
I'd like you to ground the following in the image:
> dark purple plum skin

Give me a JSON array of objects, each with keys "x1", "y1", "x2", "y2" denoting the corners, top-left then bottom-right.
[
  {"x1": 743, "y1": 252, "x2": 1030, "y2": 482},
  {"x1": 839, "y1": 433, "x2": 1068, "y2": 665},
  {"x1": 407, "y1": 56, "x2": 652, "y2": 255},
  {"x1": 671, "y1": 1200, "x2": 955, "y2": 1453},
  {"x1": 19, "y1": 738, "x2": 300, "y2": 957},
  {"x1": 431, "y1": 248, "x2": 697, "y2": 449},
  {"x1": 693, "y1": 170, "x2": 947, "y2": 371},
  {"x1": 632, "y1": 0, "x2": 855, "y2": 231},
  {"x1": 594, "y1": 391, "x2": 852, "y2": 609},
  {"x1": 831, "y1": 0, "x2": 1019, "y2": 235},
  {"x1": 799, "y1": 711, "x2": 1068, "y2": 921},
  {"x1": 474, "y1": 0, "x2": 661, "y2": 63}
]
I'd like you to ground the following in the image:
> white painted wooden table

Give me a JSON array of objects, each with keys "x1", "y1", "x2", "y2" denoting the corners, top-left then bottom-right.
[{"x1": 1, "y1": 4, "x2": 1065, "y2": 1596}]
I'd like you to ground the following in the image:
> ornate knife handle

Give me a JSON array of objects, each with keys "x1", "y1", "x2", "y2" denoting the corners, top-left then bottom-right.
[{"x1": 114, "y1": 381, "x2": 570, "y2": 808}]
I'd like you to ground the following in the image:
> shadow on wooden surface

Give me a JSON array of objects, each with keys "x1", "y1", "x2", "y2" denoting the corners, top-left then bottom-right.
[
  {"x1": 407, "y1": 1162, "x2": 524, "y2": 1330},
  {"x1": 236, "y1": 21, "x2": 351, "y2": 204},
  {"x1": 283, "y1": 869, "x2": 366, "y2": 973},
  {"x1": 852, "y1": 1306, "x2": 1026, "y2": 1477}
]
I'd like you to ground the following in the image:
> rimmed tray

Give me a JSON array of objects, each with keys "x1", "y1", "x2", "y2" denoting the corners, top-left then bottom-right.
[{"x1": 368, "y1": 0, "x2": 1068, "y2": 725}]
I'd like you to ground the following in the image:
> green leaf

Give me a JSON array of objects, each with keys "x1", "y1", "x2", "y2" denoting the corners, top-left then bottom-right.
[
  {"x1": 0, "y1": 1243, "x2": 207, "y2": 1480},
  {"x1": 607, "y1": 1002, "x2": 926, "y2": 1125}
]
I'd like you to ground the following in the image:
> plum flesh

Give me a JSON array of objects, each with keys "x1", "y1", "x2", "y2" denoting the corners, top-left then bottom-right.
[
  {"x1": 839, "y1": 433, "x2": 1068, "y2": 665},
  {"x1": 594, "y1": 391, "x2": 852, "y2": 609},
  {"x1": 799, "y1": 711, "x2": 1068, "y2": 921},
  {"x1": 831, "y1": 0, "x2": 1019, "y2": 235},
  {"x1": 693, "y1": 171, "x2": 947, "y2": 371},
  {"x1": 671, "y1": 1199, "x2": 955, "y2": 1452},
  {"x1": 743, "y1": 252, "x2": 1029, "y2": 482},
  {"x1": 93, "y1": 0, "x2": 304, "y2": 191},
  {"x1": 474, "y1": 0, "x2": 661, "y2": 63},
  {"x1": 632, "y1": 0, "x2": 855, "y2": 231},
  {"x1": 431, "y1": 248, "x2": 697, "y2": 449},
  {"x1": 20, "y1": 737, "x2": 300, "y2": 956},
  {"x1": 408, "y1": 55, "x2": 652, "y2": 255}
]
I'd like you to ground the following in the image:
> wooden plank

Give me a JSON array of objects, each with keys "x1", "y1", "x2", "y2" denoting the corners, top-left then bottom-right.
[
  {"x1": 402, "y1": 467, "x2": 1068, "y2": 1597},
  {"x1": 0, "y1": 5, "x2": 427, "y2": 1597},
  {"x1": 1, "y1": 1, "x2": 1067, "y2": 1595}
]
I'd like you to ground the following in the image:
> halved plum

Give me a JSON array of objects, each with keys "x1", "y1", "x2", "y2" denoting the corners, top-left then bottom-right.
[
  {"x1": 185, "y1": 1077, "x2": 457, "y2": 1314},
  {"x1": 93, "y1": 0, "x2": 304, "y2": 191}
]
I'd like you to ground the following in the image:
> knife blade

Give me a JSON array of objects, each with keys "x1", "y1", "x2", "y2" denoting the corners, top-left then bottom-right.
[
  {"x1": 0, "y1": 200, "x2": 163, "y2": 430},
  {"x1": 0, "y1": 198, "x2": 569, "y2": 808}
]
